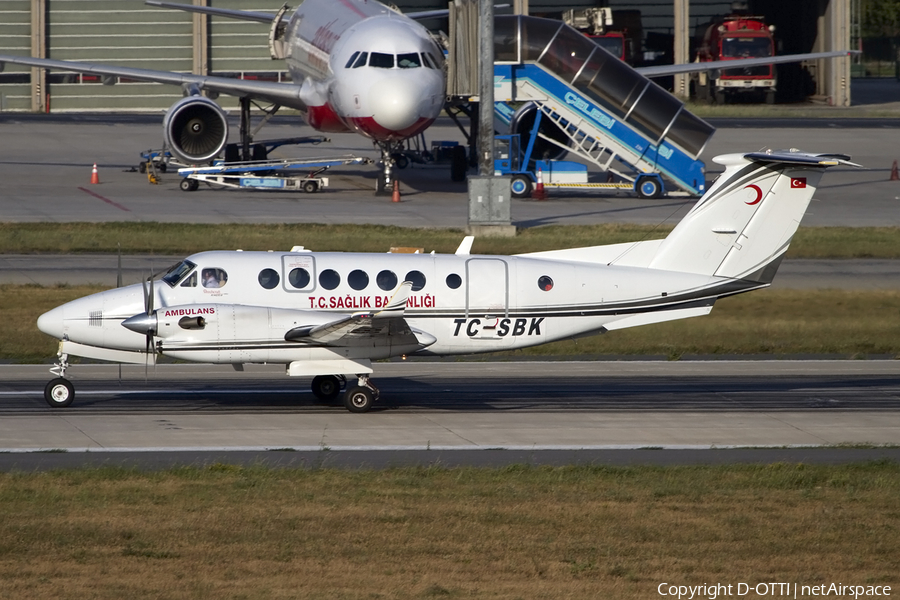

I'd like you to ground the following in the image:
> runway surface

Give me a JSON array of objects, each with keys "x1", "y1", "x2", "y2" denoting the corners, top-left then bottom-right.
[{"x1": 2, "y1": 362, "x2": 899, "y2": 469}]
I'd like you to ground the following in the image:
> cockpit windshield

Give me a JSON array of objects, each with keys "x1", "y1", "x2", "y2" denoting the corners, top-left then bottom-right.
[
  {"x1": 162, "y1": 260, "x2": 196, "y2": 287},
  {"x1": 397, "y1": 53, "x2": 421, "y2": 68}
]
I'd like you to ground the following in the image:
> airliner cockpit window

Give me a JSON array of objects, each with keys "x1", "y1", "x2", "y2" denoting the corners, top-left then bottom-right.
[
  {"x1": 162, "y1": 260, "x2": 196, "y2": 287},
  {"x1": 369, "y1": 52, "x2": 394, "y2": 68},
  {"x1": 397, "y1": 53, "x2": 421, "y2": 68},
  {"x1": 352, "y1": 52, "x2": 368, "y2": 68},
  {"x1": 344, "y1": 51, "x2": 360, "y2": 68},
  {"x1": 422, "y1": 53, "x2": 439, "y2": 69},
  {"x1": 201, "y1": 268, "x2": 228, "y2": 289}
]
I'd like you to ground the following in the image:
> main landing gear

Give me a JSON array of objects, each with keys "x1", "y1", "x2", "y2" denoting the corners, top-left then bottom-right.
[
  {"x1": 44, "y1": 353, "x2": 75, "y2": 408},
  {"x1": 310, "y1": 374, "x2": 380, "y2": 412}
]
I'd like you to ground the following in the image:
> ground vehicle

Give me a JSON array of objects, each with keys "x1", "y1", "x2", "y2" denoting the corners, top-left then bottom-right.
[
  {"x1": 693, "y1": 14, "x2": 776, "y2": 104},
  {"x1": 562, "y1": 7, "x2": 641, "y2": 65}
]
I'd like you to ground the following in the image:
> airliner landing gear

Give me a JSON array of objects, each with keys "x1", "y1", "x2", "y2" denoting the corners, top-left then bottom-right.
[
  {"x1": 344, "y1": 374, "x2": 379, "y2": 413},
  {"x1": 375, "y1": 142, "x2": 400, "y2": 196},
  {"x1": 44, "y1": 353, "x2": 74, "y2": 407}
]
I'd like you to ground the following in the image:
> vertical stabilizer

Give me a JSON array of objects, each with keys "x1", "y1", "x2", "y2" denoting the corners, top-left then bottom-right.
[{"x1": 648, "y1": 150, "x2": 854, "y2": 281}]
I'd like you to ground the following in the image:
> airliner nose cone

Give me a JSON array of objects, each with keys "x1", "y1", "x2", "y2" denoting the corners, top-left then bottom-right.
[
  {"x1": 37, "y1": 306, "x2": 65, "y2": 339},
  {"x1": 370, "y1": 77, "x2": 420, "y2": 132}
]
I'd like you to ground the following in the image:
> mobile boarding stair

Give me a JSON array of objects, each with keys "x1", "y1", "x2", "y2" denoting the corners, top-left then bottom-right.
[
  {"x1": 492, "y1": 15, "x2": 715, "y2": 198},
  {"x1": 177, "y1": 155, "x2": 370, "y2": 193}
]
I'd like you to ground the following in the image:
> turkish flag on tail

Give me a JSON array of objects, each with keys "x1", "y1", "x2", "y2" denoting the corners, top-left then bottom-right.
[{"x1": 790, "y1": 177, "x2": 807, "y2": 188}]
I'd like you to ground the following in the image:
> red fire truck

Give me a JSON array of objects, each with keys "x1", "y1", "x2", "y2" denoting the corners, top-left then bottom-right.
[
  {"x1": 692, "y1": 14, "x2": 776, "y2": 104},
  {"x1": 563, "y1": 8, "x2": 641, "y2": 66}
]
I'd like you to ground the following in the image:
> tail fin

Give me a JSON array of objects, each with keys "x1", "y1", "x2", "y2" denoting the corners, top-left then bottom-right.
[{"x1": 648, "y1": 150, "x2": 855, "y2": 282}]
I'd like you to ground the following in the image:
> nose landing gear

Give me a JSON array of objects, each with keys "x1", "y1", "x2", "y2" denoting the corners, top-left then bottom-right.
[
  {"x1": 375, "y1": 142, "x2": 401, "y2": 196},
  {"x1": 44, "y1": 353, "x2": 75, "y2": 408}
]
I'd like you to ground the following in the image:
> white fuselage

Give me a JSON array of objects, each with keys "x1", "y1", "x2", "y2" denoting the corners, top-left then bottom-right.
[
  {"x1": 285, "y1": 0, "x2": 445, "y2": 141},
  {"x1": 38, "y1": 249, "x2": 729, "y2": 366}
]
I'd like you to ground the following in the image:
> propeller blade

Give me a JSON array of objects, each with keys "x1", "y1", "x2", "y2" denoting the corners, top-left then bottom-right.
[
  {"x1": 148, "y1": 271, "x2": 155, "y2": 315},
  {"x1": 116, "y1": 243, "x2": 123, "y2": 288}
]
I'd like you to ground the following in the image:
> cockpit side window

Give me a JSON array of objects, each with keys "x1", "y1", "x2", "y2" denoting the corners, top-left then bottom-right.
[
  {"x1": 162, "y1": 260, "x2": 196, "y2": 287},
  {"x1": 352, "y1": 52, "x2": 368, "y2": 68},
  {"x1": 421, "y1": 53, "x2": 438, "y2": 69},
  {"x1": 397, "y1": 53, "x2": 421, "y2": 68},
  {"x1": 345, "y1": 51, "x2": 360, "y2": 69},
  {"x1": 180, "y1": 272, "x2": 197, "y2": 288},
  {"x1": 201, "y1": 268, "x2": 228, "y2": 289},
  {"x1": 369, "y1": 52, "x2": 394, "y2": 68}
]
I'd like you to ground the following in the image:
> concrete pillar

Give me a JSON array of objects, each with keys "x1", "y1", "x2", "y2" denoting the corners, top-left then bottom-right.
[
  {"x1": 673, "y1": 0, "x2": 690, "y2": 100},
  {"x1": 513, "y1": 0, "x2": 528, "y2": 16},
  {"x1": 467, "y1": 0, "x2": 514, "y2": 237},
  {"x1": 30, "y1": 0, "x2": 46, "y2": 113},
  {"x1": 193, "y1": 0, "x2": 208, "y2": 76}
]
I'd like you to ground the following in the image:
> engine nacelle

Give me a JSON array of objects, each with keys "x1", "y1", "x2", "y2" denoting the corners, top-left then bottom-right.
[
  {"x1": 508, "y1": 102, "x2": 570, "y2": 163},
  {"x1": 162, "y1": 96, "x2": 229, "y2": 164}
]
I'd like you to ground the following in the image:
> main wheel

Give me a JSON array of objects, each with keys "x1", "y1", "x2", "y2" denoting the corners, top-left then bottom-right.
[
  {"x1": 44, "y1": 378, "x2": 74, "y2": 408},
  {"x1": 344, "y1": 386, "x2": 375, "y2": 413},
  {"x1": 311, "y1": 375, "x2": 341, "y2": 402},
  {"x1": 510, "y1": 174, "x2": 533, "y2": 198},
  {"x1": 303, "y1": 180, "x2": 319, "y2": 193},
  {"x1": 393, "y1": 154, "x2": 410, "y2": 169},
  {"x1": 635, "y1": 175, "x2": 663, "y2": 199}
]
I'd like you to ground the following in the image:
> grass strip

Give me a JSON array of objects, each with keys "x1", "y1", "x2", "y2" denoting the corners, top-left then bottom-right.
[
  {"x1": 0, "y1": 462, "x2": 897, "y2": 599},
  {"x1": 0, "y1": 222, "x2": 899, "y2": 258},
  {"x1": 3, "y1": 285, "x2": 898, "y2": 362}
]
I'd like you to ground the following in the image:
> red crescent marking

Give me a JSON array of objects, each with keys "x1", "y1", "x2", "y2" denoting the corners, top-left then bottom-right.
[{"x1": 744, "y1": 184, "x2": 763, "y2": 205}]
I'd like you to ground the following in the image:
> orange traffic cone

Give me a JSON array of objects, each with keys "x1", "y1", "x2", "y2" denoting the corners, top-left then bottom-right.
[
  {"x1": 531, "y1": 166, "x2": 547, "y2": 200},
  {"x1": 90, "y1": 163, "x2": 100, "y2": 184},
  {"x1": 391, "y1": 179, "x2": 401, "y2": 202},
  {"x1": 891, "y1": 160, "x2": 899, "y2": 181}
]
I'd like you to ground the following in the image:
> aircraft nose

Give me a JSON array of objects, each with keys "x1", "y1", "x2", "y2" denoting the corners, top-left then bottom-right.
[
  {"x1": 370, "y1": 77, "x2": 421, "y2": 132},
  {"x1": 37, "y1": 305, "x2": 65, "y2": 339}
]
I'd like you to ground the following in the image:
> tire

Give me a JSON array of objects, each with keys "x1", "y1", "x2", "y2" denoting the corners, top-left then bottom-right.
[
  {"x1": 765, "y1": 90, "x2": 776, "y2": 105},
  {"x1": 138, "y1": 161, "x2": 147, "y2": 174},
  {"x1": 157, "y1": 162, "x2": 167, "y2": 173},
  {"x1": 636, "y1": 175, "x2": 663, "y2": 199},
  {"x1": 44, "y1": 378, "x2": 74, "y2": 408},
  {"x1": 510, "y1": 175, "x2": 533, "y2": 198},
  {"x1": 344, "y1": 386, "x2": 375, "y2": 413},
  {"x1": 180, "y1": 178, "x2": 199, "y2": 192},
  {"x1": 450, "y1": 146, "x2": 467, "y2": 182},
  {"x1": 393, "y1": 154, "x2": 410, "y2": 169},
  {"x1": 303, "y1": 180, "x2": 319, "y2": 193},
  {"x1": 224, "y1": 144, "x2": 240, "y2": 163},
  {"x1": 311, "y1": 375, "x2": 341, "y2": 401},
  {"x1": 714, "y1": 90, "x2": 726, "y2": 105}
]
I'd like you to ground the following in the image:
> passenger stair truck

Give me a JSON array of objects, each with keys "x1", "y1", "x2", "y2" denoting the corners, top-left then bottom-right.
[{"x1": 492, "y1": 15, "x2": 714, "y2": 199}]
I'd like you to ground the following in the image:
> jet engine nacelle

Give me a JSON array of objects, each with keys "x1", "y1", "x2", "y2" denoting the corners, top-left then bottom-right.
[
  {"x1": 509, "y1": 102, "x2": 570, "y2": 162},
  {"x1": 162, "y1": 96, "x2": 229, "y2": 164}
]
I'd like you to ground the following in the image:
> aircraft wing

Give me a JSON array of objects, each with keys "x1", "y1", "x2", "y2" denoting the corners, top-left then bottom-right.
[
  {"x1": 282, "y1": 282, "x2": 435, "y2": 349},
  {"x1": 0, "y1": 54, "x2": 307, "y2": 110},
  {"x1": 144, "y1": 0, "x2": 279, "y2": 24},
  {"x1": 636, "y1": 50, "x2": 856, "y2": 78}
]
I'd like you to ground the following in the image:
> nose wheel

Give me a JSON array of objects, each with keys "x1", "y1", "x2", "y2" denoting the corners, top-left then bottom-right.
[{"x1": 44, "y1": 378, "x2": 75, "y2": 408}]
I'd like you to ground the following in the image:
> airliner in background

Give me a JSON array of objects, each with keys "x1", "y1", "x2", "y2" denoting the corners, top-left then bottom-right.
[
  {"x1": 0, "y1": 0, "x2": 853, "y2": 195},
  {"x1": 0, "y1": 0, "x2": 447, "y2": 194}
]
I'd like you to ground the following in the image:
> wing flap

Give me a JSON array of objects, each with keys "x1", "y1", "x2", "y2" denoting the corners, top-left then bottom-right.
[{"x1": 283, "y1": 283, "x2": 435, "y2": 349}]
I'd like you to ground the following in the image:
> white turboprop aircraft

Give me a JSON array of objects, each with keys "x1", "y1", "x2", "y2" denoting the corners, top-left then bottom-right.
[{"x1": 37, "y1": 149, "x2": 853, "y2": 412}]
